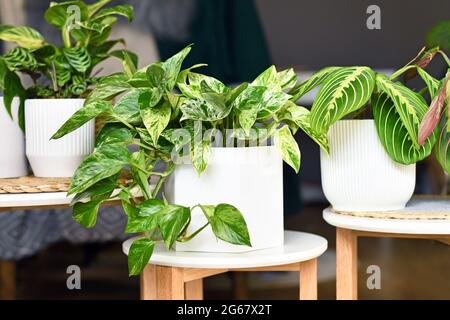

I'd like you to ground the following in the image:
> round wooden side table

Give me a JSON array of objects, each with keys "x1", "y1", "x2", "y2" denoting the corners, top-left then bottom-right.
[
  {"x1": 123, "y1": 230, "x2": 328, "y2": 300},
  {"x1": 323, "y1": 197, "x2": 450, "y2": 300}
]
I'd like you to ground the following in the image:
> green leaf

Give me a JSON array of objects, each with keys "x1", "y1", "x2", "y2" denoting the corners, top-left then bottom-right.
[
  {"x1": 162, "y1": 45, "x2": 192, "y2": 91},
  {"x1": 436, "y1": 110, "x2": 450, "y2": 174},
  {"x1": 95, "y1": 123, "x2": 133, "y2": 148},
  {"x1": 376, "y1": 74, "x2": 429, "y2": 148},
  {"x1": 310, "y1": 66, "x2": 375, "y2": 134},
  {"x1": 289, "y1": 67, "x2": 340, "y2": 102},
  {"x1": 130, "y1": 150, "x2": 152, "y2": 199},
  {"x1": 73, "y1": 199, "x2": 103, "y2": 228},
  {"x1": 69, "y1": 144, "x2": 129, "y2": 195},
  {"x1": 44, "y1": 1, "x2": 88, "y2": 28},
  {"x1": 203, "y1": 204, "x2": 251, "y2": 247},
  {"x1": 3, "y1": 47, "x2": 39, "y2": 71},
  {"x1": 113, "y1": 88, "x2": 149, "y2": 125},
  {"x1": 0, "y1": 58, "x2": 7, "y2": 89},
  {"x1": 257, "y1": 90, "x2": 291, "y2": 119},
  {"x1": 275, "y1": 125, "x2": 301, "y2": 173},
  {"x1": 277, "y1": 68, "x2": 297, "y2": 90},
  {"x1": 252, "y1": 65, "x2": 280, "y2": 90},
  {"x1": 87, "y1": 0, "x2": 112, "y2": 16},
  {"x1": 86, "y1": 73, "x2": 131, "y2": 104},
  {"x1": 128, "y1": 238, "x2": 154, "y2": 276},
  {"x1": 71, "y1": 175, "x2": 118, "y2": 204},
  {"x1": 238, "y1": 108, "x2": 258, "y2": 135},
  {"x1": 125, "y1": 199, "x2": 165, "y2": 233},
  {"x1": 110, "y1": 50, "x2": 138, "y2": 77},
  {"x1": 278, "y1": 101, "x2": 329, "y2": 153},
  {"x1": 0, "y1": 26, "x2": 46, "y2": 49},
  {"x1": 180, "y1": 93, "x2": 231, "y2": 121},
  {"x1": 146, "y1": 63, "x2": 165, "y2": 88},
  {"x1": 63, "y1": 47, "x2": 91, "y2": 73},
  {"x1": 158, "y1": 205, "x2": 191, "y2": 250},
  {"x1": 92, "y1": 4, "x2": 134, "y2": 22},
  {"x1": 3, "y1": 71, "x2": 26, "y2": 131},
  {"x1": 140, "y1": 98, "x2": 171, "y2": 145},
  {"x1": 190, "y1": 123, "x2": 211, "y2": 175},
  {"x1": 416, "y1": 67, "x2": 440, "y2": 98},
  {"x1": 52, "y1": 100, "x2": 111, "y2": 139},
  {"x1": 189, "y1": 73, "x2": 228, "y2": 94},
  {"x1": 372, "y1": 93, "x2": 435, "y2": 165}
]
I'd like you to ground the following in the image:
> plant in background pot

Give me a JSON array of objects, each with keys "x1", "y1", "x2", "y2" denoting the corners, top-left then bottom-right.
[
  {"x1": 0, "y1": 0, "x2": 136, "y2": 177},
  {"x1": 52, "y1": 45, "x2": 322, "y2": 275},
  {"x1": 288, "y1": 47, "x2": 450, "y2": 212}
]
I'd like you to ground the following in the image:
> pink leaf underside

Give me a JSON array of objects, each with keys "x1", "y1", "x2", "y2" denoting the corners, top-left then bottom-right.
[{"x1": 418, "y1": 85, "x2": 446, "y2": 145}]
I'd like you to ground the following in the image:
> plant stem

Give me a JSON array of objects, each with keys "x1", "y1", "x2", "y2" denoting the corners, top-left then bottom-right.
[
  {"x1": 389, "y1": 65, "x2": 416, "y2": 80},
  {"x1": 152, "y1": 162, "x2": 175, "y2": 197},
  {"x1": 439, "y1": 50, "x2": 450, "y2": 67},
  {"x1": 178, "y1": 222, "x2": 210, "y2": 242}
]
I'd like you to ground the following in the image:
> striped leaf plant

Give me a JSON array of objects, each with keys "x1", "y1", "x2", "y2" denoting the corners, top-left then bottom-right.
[
  {"x1": 0, "y1": 0, "x2": 136, "y2": 130},
  {"x1": 288, "y1": 47, "x2": 450, "y2": 174}
]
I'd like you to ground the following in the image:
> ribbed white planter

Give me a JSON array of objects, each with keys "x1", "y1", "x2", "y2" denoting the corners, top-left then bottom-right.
[
  {"x1": 25, "y1": 99, "x2": 95, "y2": 177},
  {"x1": 165, "y1": 146, "x2": 284, "y2": 253},
  {"x1": 0, "y1": 97, "x2": 28, "y2": 178},
  {"x1": 320, "y1": 120, "x2": 415, "y2": 212}
]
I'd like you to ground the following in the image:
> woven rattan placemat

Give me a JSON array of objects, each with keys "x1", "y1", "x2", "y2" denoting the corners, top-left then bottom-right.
[
  {"x1": 0, "y1": 176, "x2": 71, "y2": 194},
  {"x1": 331, "y1": 197, "x2": 450, "y2": 220}
]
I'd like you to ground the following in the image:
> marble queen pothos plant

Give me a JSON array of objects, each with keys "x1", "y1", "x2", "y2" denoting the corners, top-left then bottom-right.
[
  {"x1": 52, "y1": 45, "x2": 321, "y2": 275},
  {"x1": 288, "y1": 47, "x2": 450, "y2": 173}
]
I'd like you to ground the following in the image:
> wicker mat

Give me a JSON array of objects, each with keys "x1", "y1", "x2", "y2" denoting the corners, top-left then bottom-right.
[
  {"x1": 0, "y1": 176, "x2": 71, "y2": 194},
  {"x1": 331, "y1": 197, "x2": 450, "y2": 220}
]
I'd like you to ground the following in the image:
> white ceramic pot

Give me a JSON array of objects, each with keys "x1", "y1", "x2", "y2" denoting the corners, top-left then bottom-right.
[
  {"x1": 25, "y1": 99, "x2": 95, "y2": 177},
  {"x1": 0, "y1": 97, "x2": 28, "y2": 178},
  {"x1": 320, "y1": 120, "x2": 415, "y2": 212},
  {"x1": 165, "y1": 146, "x2": 284, "y2": 253}
]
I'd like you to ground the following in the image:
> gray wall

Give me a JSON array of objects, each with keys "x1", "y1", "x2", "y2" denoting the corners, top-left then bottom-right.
[{"x1": 256, "y1": 0, "x2": 450, "y2": 69}]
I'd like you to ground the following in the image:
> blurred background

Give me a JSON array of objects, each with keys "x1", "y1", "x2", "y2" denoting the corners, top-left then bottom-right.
[{"x1": 0, "y1": 0, "x2": 449, "y2": 300}]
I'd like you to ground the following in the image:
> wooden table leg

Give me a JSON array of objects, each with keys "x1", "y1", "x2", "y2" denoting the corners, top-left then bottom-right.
[
  {"x1": 185, "y1": 279, "x2": 203, "y2": 300},
  {"x1": 154, "y1": 266, "x2": 184, "y2": 300},
  {"x1": 336, "y1": 228, "x2": 358, "y2": 300},
  {"x1": 299, "y1": 259, "x2": 317, "y2": 300},
  {"x1": 232, "y1": 272, "x2": 248, "y2": 299},
  {"x1": 140, "y1": 264, "x2": 157, "y2": 300},
  {"x1": 0, "y1": 260, "x2": 16, "y2": 300}
]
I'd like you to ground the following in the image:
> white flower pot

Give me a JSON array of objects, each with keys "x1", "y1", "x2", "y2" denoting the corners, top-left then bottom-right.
[
  {"x1": 320, "y1": 120, "x2": 415, "y2": 212},
  {"x1": 0, "y1": 97, "x2": 28, "y2": 178},
  {"x1": 25, "y1": 99, "x2": 95, "y2": 177},
  {"x1": 165, "y1": 146, "x2": 284, "y2": 253}
]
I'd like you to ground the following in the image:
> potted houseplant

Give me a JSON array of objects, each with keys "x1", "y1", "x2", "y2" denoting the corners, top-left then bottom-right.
[
  {"x1": 0, "y1": 0, "x2": 136, "y2": 177},
  {"x1": 52, "y1": 45, "x2": 320, "y2": 275},
  {"x1": 288, "y1": 47, "x2": 450, "y2": 212}
]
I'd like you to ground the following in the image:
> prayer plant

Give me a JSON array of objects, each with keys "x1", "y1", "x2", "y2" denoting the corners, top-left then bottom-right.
[
  {"x1": 52, "y1": 45, "x2": 321, "y2": 275},
  {"x1": 288, "y1": 47, "x2": 450, "y2": 174},
  {"x1": 0, "y1": 0, "x2": 136, "y2": 130}
]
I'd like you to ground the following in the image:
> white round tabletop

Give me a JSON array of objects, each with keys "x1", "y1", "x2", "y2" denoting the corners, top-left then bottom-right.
[
  {"x1": 122, "y1": 230, "x2": 328, "y2": 269},
  {"x1": 0, "y1": 192, "x2": 72, "y2": 208},
  {"x1": 323, "y1": 208, "x2": 450, "y2": 235}
]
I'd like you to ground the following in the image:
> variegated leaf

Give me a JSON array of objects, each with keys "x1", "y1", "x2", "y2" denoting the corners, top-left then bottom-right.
[
  {"x1": 0, "y1": 26, "x2": 46, "y2": 49},
  {"x1": 63, "y1": 47, "x2": 92, "y2": 73},
  {"x1": 372, "y1": 93, "x2": 436, "y2": 165},
  {"x1": 278, "y1": 101, "x2": 329, "y2": 153},
  {"x1": 310, "y1": 66, "x2": 375, "y2": 134},
  {"x1": 275, "y1": 125, "x2": 300, "y2": 173},
  {"x1": 376, "y1": 74, "x2": 430, "y2": 149},
  {"x1": 289, "y1": 66, "x2": 340, "y2": 102}
]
